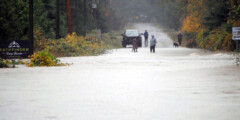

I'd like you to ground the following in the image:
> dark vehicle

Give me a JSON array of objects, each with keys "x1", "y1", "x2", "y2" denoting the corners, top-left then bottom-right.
[{"x1": 121, "y1": 29, "x2": 142, "y2": 48}]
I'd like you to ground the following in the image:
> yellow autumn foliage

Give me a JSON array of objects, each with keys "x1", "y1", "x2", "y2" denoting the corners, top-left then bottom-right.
[
  {"x1": 181, "y1": 0, "x2": 205, "y2": 33},
  {"x1": 0, "y1": 58, "x2": 10, "y2": 68},
  {"x1": 34, "y1": 32, "x2": 109, "y2": 57},
  {"x1": 233, "y1": 19, "x2": 240, "y2": 26},
  {"x1": 27, "y1": 49, "x2": 65, "y2": 67},
  {"x1": 178, "y1": 0, "x2": 238, "y2": 51},
  {"x1": 181, "y1": 12, "x2": 203, "y2": 33}
]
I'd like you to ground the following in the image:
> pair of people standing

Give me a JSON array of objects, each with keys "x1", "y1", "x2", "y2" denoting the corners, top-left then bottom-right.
[
  {"x1": 132, "y1": 31, "x2": 157, "y2": 53},
  {"x1": 144, "y1": 30, "x2": 157, "y2": 53},
  {"x1": 132, "y1": 30, "x2": 148, "y2": 52}
]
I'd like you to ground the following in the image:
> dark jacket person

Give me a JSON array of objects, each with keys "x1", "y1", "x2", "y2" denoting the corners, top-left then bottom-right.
[
  {"x1": 178, "y1": 33, "x2": 183, "y2": 46},
  {"x1": 144, "y1": 30, "x2": 149, "y2": 47}
]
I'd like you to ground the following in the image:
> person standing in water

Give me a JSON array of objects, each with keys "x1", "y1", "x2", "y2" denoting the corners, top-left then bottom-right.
[
  {"x1": 144, "y1": 30, "x2": 149, "y2": 47},
  {"x1": 150, "y1": 35, "x2": 157, "y2": 53},
  {"x1": 178, "y1": 33, "x2": 183, "y2": 46},
  {"x1": 132, "y1": 38, "x2": 138, "y2": 52}
]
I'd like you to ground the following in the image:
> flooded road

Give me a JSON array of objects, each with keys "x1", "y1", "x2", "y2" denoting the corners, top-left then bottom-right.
[
  {"x1": 134, "y1": 23, "x2": 173, "y2": 48},
  {"x1": 1, "y1": 23, "x2": 240, "y2": 120}
]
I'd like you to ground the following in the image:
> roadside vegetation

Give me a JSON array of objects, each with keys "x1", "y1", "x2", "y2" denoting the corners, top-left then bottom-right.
[
  {"x1": 1, "y1": 0, "x2": 239, "y2": 68},
  {"x1": 0, "y1": 58, "x2": 25, "y2": 68},
  {"x1": 34, "y1": 28, "x2": 122, "y2": 55},
  {"x1": 34, "y1": 32, "x2": 108, "y2": 57},
  {"x1": 0, "y1": 29, "x2": 122, "y2": 68},
  {"x1": 26, "y1": 49, "x2": 65, "y2": 67},
  {"x1": 26, "y1": 30, "x2": 121, "y2": 67},
  {"x1": 0, "y1": 0, "x2": 124, "y2": 67},
  {"x1": 150, "y1": 0, "x2": 240, "y2": 51},
  {"x1": 0, "y1": 58, "x2": 9, "y2": 68},
  {"x1": 112, "y1": 0, "x2": 239, "y2": 51}
]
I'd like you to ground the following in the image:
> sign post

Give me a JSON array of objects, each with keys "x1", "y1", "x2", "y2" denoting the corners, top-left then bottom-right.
[
  {"x1": 0, "y1": 1, "x2": 32, "y2": 59},
  {"x1": 232, "y1": 27, "x2": 240, "y2": 65}
]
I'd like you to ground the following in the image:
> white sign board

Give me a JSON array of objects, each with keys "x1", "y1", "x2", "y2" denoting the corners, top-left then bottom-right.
[
  {"x1": 92, "y1": 4, "x2": 97, "y2": 9},
  {"x1": 233, "y1": 27, "x2": 240, "y2": 40}
]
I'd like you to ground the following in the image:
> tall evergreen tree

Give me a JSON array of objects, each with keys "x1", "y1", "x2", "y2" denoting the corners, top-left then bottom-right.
[
  {"x1": 202, "y1": 0, "x2": 229, "y2": 30},
  {"x1": 0, "y1": 0, "x2": 28, "y2": 42}
]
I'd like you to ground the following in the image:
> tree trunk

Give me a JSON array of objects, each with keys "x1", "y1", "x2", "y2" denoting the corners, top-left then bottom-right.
[
  {"x1": 76, "y1": 0, "x2": 79, "y2": 34},
  {"x1": 83, "y1": 0, "x2": 87, "y2": 36},
  {"x1": 66, "y1": 0, "x2": 72, "y2": 34},
  {"x1": 29, "y1": 0, "x2": 34, "y2": 54},
  {"x1": 56, "y1": 0, "x2": 60, "y2": 39}
]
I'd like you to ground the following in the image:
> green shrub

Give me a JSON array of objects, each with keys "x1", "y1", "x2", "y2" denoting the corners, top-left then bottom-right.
[
  {"x1": 103, "y1": 32, "x2": 122, "y2": 49},
  {"x1": 27, "y1": 49, "x2": 65, "y2": 67},
  {"x1": 34, "y1": 32, "x2": 110, "y2": 57},
  {"x1": 192, "y1": 23, "x2": 235, "y2": 51},
  {"x1": 0, "y1": 58, "x2": 9, "y2": 68}
]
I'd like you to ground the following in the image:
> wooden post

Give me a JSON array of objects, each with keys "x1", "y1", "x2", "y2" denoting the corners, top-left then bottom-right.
[
  {"x1": 236, "y1": 40, "x2": 239, "y2": 66},
  {"x1": 29, "y1": 0, "x2": 34, "y2": 54},
  {"x1": 83, "y1": 0, "x2": 87, "y2": 36},
  {"x1": 56, "y1": 0, "x2": 60, "y2": 39},
  {"x1": 67, "y1": 0, "x2": 72, "y2": 34},
  {"x1": 76, "y1": 0, "x2": 79, "y2": 34},
  {"x1": 105, "y1": 0, "x2": 109, "y2": 8}
]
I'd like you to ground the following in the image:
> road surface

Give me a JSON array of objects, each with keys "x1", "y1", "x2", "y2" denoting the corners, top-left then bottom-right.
[{"x1": 0, "y1": 23, "x2": 240, "y2": 120}]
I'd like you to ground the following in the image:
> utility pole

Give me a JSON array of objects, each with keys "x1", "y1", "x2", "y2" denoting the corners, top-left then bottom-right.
[
  {"x1": 92, "y1": 0, "x2": 97, "y2": 22},
  {"x1": 56, "y1": 0, "x2": 60, "y2": 39},
  {"x1": 67, "y1": 0, "x2": 72, "y2": 34},
  {"x1": 105, "y1": 0, "x2": 109, "y2": 8},
  {"x1": 29, "y1": 0, "x2": 34, "y2": 54},
  {"x1": 83, "y1": 0, "x2": 87, "y2": 36}
]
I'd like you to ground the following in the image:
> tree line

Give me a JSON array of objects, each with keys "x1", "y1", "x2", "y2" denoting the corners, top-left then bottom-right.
[
  {"x1": 110, "y1": 0, "x2": 240, "y2": 51},
  {"x1": 1, "y1": 0, "x2": 240, "y2": 51},
  {"x1": 151, "y1": 0, "x2": 240, "y2": 51},
  {"x1": 0, "y1": 0, "x2": 124, "y2": 42}
]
